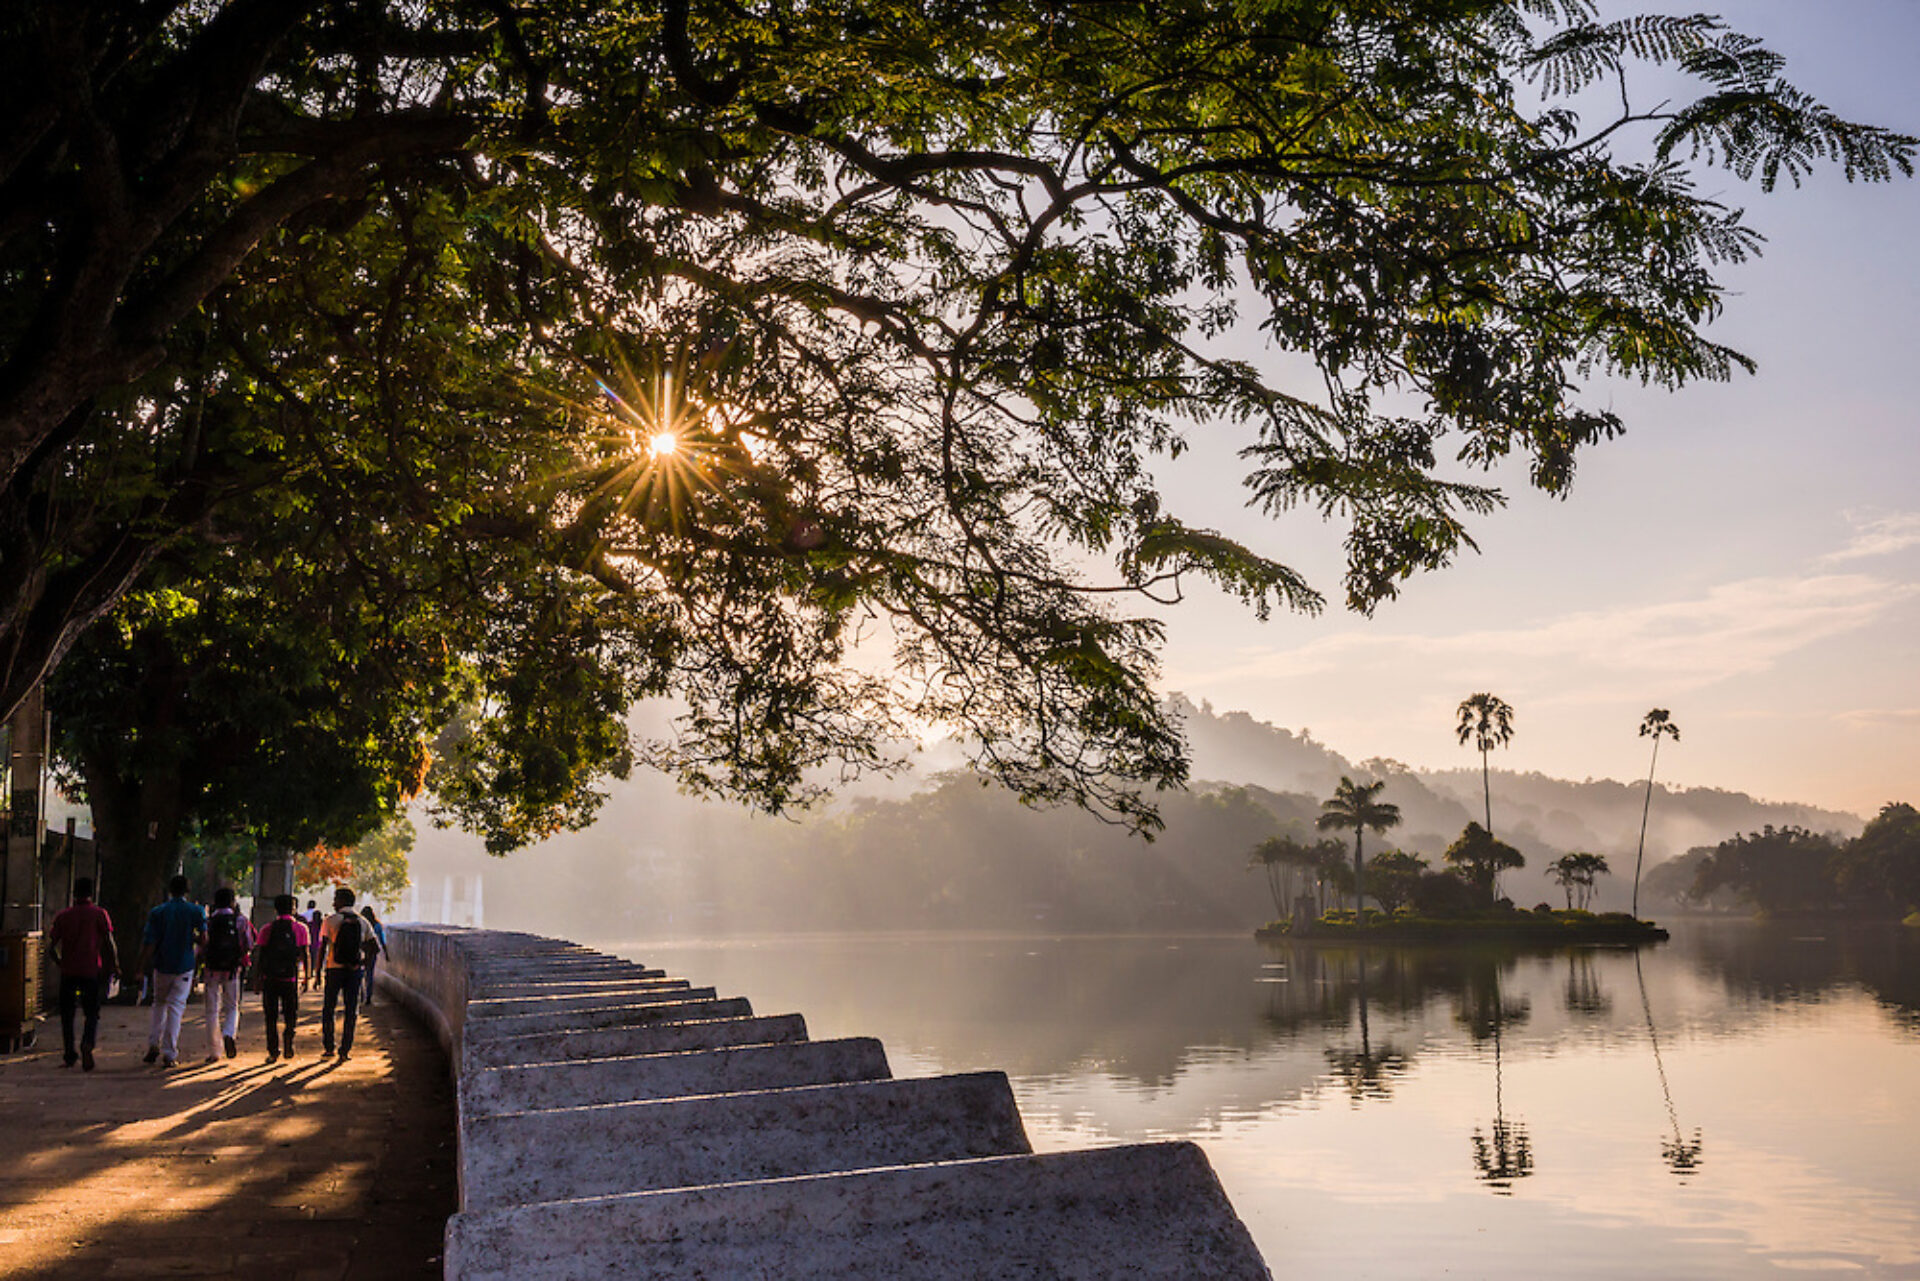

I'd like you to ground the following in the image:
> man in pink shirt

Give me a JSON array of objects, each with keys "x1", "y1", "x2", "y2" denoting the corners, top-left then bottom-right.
[
  {"x1": 251, "y1": 893, "x2": 311, "y2": 1063},
  {"x1": 47, "y1": 877, "x2": 119, "y2": 1072}
]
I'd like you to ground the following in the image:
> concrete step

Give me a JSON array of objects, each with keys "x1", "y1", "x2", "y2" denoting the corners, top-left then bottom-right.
[
  {"x1": 461, "y1": 990, "x2": 723, "y2": 1040},
  {"x1": 469, "y1": 959, "x2": 662, "y2": 981},
  {"x1": 461, "y1": 1036, "x2": 891, "y2": 1117},
  {"x1": 460, "y1": 1071, "x2": 1030, "y2": 1210},
  {"x1": 466, "y1": 982, "x2": 693, "y2": 1018},
  {"x1": 445, "y1": 1142, "x2": 1270, "y2": 1280},
  {"x1": 472, "y1": 977, "x2": 682, "y2": 999},
  {"x1": 458, "y1": 999, "x2": 758, "y2": 1070},
  {"x1": 459, "y1": 1012, "x2": 808, "y2": 1072}
]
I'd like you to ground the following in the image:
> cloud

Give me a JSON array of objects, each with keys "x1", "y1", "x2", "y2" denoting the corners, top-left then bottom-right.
[
  {"x1": 1836, "y1": 707, "x2": 1920, "y2": 728},
  {"x1": 1175, "y1": 572, "x2": 1915, "y2": 703},
  {"x1": 1820, "y1": 512, "x2": 1920, "y2": 564}
]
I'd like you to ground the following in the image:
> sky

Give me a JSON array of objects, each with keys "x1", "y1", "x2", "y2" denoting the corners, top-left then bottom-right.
[{"x1": 1150, "y1": 1, "x2": 1920, "y2": 819}]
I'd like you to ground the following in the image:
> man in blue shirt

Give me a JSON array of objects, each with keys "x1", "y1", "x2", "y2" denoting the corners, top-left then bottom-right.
[{"x1": 132, "y1": 875, "x2": 206, "y2": 1068}]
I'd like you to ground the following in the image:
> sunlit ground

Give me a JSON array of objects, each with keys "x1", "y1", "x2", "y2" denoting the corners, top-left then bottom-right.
[{"x1": 0, "y1": 996, "x2": 452, "y2": 1279}]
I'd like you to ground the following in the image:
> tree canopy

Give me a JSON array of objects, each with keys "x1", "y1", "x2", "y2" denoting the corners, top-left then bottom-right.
[{"x1": 5, "y1": 2, "x2": 1913, "y2": 835}]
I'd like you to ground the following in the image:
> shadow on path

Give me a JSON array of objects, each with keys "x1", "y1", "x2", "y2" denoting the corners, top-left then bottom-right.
[{"x1": 0, "y1": 993, "x2": 456, "y2": 1280}]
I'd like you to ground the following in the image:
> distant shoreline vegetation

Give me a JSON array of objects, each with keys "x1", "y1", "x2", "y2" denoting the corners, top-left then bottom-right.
[{"x1": 1257, "y1": 907, "x2": 1669, "y2": 946}]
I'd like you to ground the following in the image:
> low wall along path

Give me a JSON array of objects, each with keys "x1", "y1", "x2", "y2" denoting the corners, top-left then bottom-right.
[{"x1": 380, "y1": 926, "x2": 1271, "y2": 1279}]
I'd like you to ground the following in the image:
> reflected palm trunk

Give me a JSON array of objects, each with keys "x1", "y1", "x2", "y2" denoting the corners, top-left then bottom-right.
[
  {"x1": 1636, "y1": 951, "x2": 1704, "y2": 1179},
  {"x1": 1325, "y1": 953, "x2": 1407, "y2": 1099},
  {"x1": 1470, "y1": 969, "x2": 1534, "y2": 1193}
]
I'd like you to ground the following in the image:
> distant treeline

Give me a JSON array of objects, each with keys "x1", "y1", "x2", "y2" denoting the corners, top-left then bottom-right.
[
  {"x1": 406, "y1": 699, "x2": 1880, "y2": 938},
  {"x1": 1641, "y1": 804, "x2": 1920, "y2": 919}
]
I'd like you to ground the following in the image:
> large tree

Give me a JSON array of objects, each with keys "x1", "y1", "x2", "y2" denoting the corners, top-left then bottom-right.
[
  {"x1": 1444, "y1": 822, "x2": 1526, "y2": 907},
  {"x1": 1456, "y1": 693, "x2": 1516, "y2": 837},
  {"x1": 1317, "y1": 775, "x2": 1402, "y2": 916},
  {"x1": 1632, "y1": 708, "x2": 1680, "y2": 916},
  {"x1": 4, "y1": 2, "x2": 1912, "y2": 829}
]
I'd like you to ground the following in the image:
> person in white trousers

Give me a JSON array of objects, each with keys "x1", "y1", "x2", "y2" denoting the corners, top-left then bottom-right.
[
  {"x1": 132, "y1": 875, "x2": 206, "y2": 1068},
  {"x1": 200, "y1": 887, "x2": 254, "y2": 1063}
]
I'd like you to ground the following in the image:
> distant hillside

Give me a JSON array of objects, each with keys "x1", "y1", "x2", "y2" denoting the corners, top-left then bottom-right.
[
  {"x1": 1171, "y1": 692, "x2": 1863, "y2": 909},
  {"x1": 406, "y1": 695, "x2": 1867, "y2": 935}
]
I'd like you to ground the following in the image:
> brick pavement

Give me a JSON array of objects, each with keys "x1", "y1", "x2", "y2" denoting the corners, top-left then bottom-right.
[{"x1": 0, "y1": 988, "x2": 456, "y2": 1280}]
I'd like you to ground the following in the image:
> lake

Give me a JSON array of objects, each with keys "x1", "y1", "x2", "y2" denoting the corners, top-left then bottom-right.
[{"x1": 607, "y1": 923, "x2": 1920, "y2": 1279}]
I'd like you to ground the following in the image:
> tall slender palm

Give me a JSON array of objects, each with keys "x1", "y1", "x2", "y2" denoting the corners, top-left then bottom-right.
[
  {"x1": 1632, "y1": 709, "x2": 1681, "y2": 917},
  {"x1": 1456, "y1": 693, "x2": 1515, "y2": 837},
  {"x1": 1317, "y1": 776, "x2": 1402, "y2": 918}
]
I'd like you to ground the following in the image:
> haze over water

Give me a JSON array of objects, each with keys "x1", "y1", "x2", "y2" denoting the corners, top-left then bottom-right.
[{"x1": 612, "y1": 924, "x2": 1920, "y2": 1279}]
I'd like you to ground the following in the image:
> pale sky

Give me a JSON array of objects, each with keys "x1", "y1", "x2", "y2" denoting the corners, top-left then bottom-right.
[{"x1": 1153, "y1": 1, "x2": 1920, "y2": 819}]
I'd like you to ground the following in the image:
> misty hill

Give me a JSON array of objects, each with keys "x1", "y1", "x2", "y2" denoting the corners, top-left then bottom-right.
[
  {"x1": 1172, "y1": 692, "x2": 1862, "y2": 885},
  {"x1": 405, "y1": 696, "x2": 1865, "y2": 938}
]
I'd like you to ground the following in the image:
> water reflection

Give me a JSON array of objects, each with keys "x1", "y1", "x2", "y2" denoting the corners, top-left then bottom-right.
[
  {"x1": 1637, "y1": 951, "x2": 1704, "y2": 1182},
  {"x1": 1322, "y1": 956, "x2": 1409, "y2": 1102},
  {"x1": 616, "y1": 924, "x2": 1920, "y2": 1279},
  {"x1": 1467, "y1": 966, "x2": 1534, "y2": 1194}
]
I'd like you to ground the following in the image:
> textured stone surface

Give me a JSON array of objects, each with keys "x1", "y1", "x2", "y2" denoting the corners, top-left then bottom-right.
[
  {"x1": 458, "y1": 989, "x2": 723, "y2": 1040},
  {"x1": 466, "y1": 982, "x2": 693, "y2": 1018},
  {"x1": 461, "y1": 1036, "x2": 891, "y2": 1117},
  {"x1": 456, "y1": 998, "x2": 757, "y2": 1070},
  {"x1": 457, "y1": 1013, "x2": 808, "y2": 1072},
  {"x1": 445, "y1": 1143, "x2": 1270, "y2": 1280},
  {"x1": 460, "y1": 1071, "x2": 1030, "y2": 1209},
  {"x1": 472, "y1": 976, "x2": 678, "y2": 999}
]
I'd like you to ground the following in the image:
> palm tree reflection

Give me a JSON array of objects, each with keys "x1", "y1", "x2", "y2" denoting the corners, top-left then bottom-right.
[
  {"x1": 1324, "y1": 955, "x2": 1409, "y2": 1100},
  {"x1": 1638, "y1": 952, "x2": 1704, "y2": 1181},
  {"x1": 1466, "y1": 964, "x2": 1535, "y2": 1194}
]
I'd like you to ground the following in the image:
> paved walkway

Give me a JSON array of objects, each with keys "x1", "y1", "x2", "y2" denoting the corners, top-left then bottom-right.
[{"x1": 0, "y1": 989, "x2": 456, "y2": 1280}]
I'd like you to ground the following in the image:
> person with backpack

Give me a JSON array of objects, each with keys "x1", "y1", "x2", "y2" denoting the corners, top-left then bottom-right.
[
  {"x1": 252, "y1": 893, "x2": 311, "y2": 1062},
  {"x1": 318, "y1": 886, "x2": 370, "y2": 1059},
  {"x1": 199, "y1": 886, "x2": 254, "y2": 1063}
]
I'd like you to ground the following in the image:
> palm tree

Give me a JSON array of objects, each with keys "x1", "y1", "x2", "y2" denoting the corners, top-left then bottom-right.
[
  {"x1": 1632, "y1": 709, "x2": 1681, "y2": 917},
  {"x1": 1549, "y1": 851, "x2": 1611, "y2": 910},
  {"x1": 1456, "y1": 693, "x2": 1515, "y2": 837},
  {"x1": 1317, "y1": 776, "x2": 1402, "y2": 919}
]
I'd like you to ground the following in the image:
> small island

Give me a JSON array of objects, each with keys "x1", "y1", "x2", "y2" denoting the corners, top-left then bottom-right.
[
  {"x1": 1257, "y1": 907, "x2": 1668, "y2": 946},
  {"x1": 1251, "y1": 708, "x2": 1684, "y2": 949}
]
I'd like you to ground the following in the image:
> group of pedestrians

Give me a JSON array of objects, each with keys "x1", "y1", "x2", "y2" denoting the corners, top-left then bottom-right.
[{"x1": 45, "y1": 876, "x2": 388, "y2": 1070}]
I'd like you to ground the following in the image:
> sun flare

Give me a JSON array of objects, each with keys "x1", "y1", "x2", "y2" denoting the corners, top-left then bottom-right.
[{"x1": 648, "y1": 431, "x2": 679, "y2": 459}]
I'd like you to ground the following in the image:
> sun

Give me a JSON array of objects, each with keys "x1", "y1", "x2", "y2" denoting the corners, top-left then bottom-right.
[{"x1": 648, "y1": 430, "x2": 679, "y2": 459}]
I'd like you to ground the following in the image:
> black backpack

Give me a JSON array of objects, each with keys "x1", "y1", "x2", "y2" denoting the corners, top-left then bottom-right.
[
  {"x1": 330, "y1": 912, "x2": 365, "y2": 967},
  {"x1": 204, "y1": 910, "x2": 246, "y2": 971},
  {"x1": 260, "y1": 918, "x2": 302, "y2": 981}
]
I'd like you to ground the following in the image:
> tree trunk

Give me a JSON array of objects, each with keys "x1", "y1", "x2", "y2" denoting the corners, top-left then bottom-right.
[
  {"x1": 1352, "y1": 832, "x2": 1364, "y2": 919},
  {"x1": 1632, "y1": 738, "x2": 1661, "y2": 918},
  {"x1": 1482, "y1": 749, "x2": 1493, "y2": 836},
  {"x1": 88, "y1": 752, "x2": 189, "y2": 975}
]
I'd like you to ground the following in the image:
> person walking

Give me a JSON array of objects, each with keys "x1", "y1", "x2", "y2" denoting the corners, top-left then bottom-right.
[
  {"x1": 304, "y1": 900, "x2": 325, "y2": 972},
  {"x1": 47, "y1": 877, "x2": 118, "y2": 1071},
  {"x1": 131, "y1": 875, "x2": 205, "y2": 1068},
  {"x1": 357, "y1": 905, "x2": 387, "y2": 1008},
  {"x1": 199, "y1": 887, "x2": 254, "y2": 1063},
  {"x1": 252, "y1": 893, "x2": 311, "y2": 1062},
  {"x1": 318, "y1": 887, "x2": 370, "y2": 1060}
]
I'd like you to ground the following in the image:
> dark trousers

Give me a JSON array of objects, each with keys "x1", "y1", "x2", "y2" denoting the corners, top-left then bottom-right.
[
  {"x1": 58, "y1": 975, "x2": 103, "y2": 1058},
  {"x1": 361, "y1": 952, "x2": 378, "y2": 1006},
  {"x1": 261, "y1": 978, "x2": 300, "y2": 1055},
  {"x1": 321, "y1": 968, "x2": 362, "y2": 1053}
]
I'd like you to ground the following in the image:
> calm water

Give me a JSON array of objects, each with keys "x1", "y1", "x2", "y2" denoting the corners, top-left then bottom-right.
[{"x1": 609, "y1": 924, "x2": 1920, "y2": 1279}]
